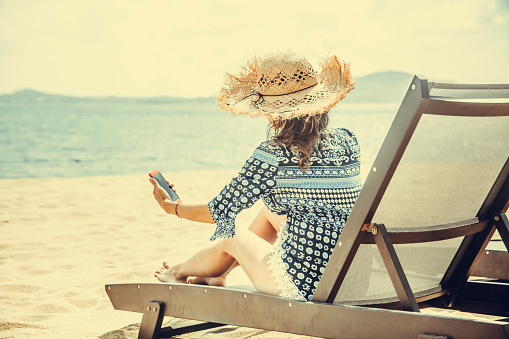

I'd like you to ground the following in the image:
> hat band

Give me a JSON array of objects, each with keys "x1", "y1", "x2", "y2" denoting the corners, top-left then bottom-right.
[{"x1": 231, "y1": 83, "x2": 318, "y2": 107}]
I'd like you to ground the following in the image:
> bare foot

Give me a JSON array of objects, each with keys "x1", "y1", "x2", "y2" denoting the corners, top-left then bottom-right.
[
  {"x1": 154, "y1": 262, "x2": 187, "y2": 283},
  {"x1": 187, "y1": 276, "x2": 226, "y2": 286}
]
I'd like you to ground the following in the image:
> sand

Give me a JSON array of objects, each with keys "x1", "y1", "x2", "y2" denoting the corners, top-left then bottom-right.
[{"x1": 0, "y1": 171, "x2": 322, "y2": 338}]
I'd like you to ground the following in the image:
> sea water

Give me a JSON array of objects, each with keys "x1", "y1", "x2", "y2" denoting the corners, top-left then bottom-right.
[{"x1": 0, "y1": 102, "x2": 398, "y2": 179}]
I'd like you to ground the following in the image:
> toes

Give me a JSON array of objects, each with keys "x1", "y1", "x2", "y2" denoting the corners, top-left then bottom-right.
[
  {"x1": 162, "y1": 262, "x2": 170, "y2": 269},
  {"x1": 155, "y1": 265, "x2": 167, "y2": 274}
]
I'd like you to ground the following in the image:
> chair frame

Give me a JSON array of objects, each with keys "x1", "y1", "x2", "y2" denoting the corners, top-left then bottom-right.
[
  {"x1": 473, "y1": 238, "x2": 509, "y2": 280},
  {"x1": 106, "y1": 76, "x2": 509, "y2": 339}
]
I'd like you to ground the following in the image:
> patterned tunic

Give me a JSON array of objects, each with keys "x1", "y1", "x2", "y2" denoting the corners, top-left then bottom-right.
[{"x1": 208, "y1": 128, "x2": 362, "y2": 301}]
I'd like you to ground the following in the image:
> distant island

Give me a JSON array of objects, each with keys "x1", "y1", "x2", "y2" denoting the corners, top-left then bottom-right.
[
  {"x1": 0, "y1": 90, "x2": 215, "y2": 104},
  {"x1": 0, "y1": 71, "x2": 414, "y2": 104}
]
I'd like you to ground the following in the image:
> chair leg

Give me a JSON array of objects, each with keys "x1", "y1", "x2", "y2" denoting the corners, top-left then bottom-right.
[
  {"x1": 494, "y1": 211, "x2": 509, "y2": 251},
  {"x1": 370, "y1": 223, "x2": 420, "y2": 312},
  {"x1": 138, "y1": 301, "x2": 165, "y2": 339},
  {"x1": 447, "y1": 225, "x2": 496, "y2": 307},
  {"x1": 448, "y1": 212, "x2": 507, "y2": 307}
]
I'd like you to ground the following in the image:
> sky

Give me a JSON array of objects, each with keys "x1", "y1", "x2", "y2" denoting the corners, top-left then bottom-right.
[{"x1": 0, "y1": 0, "x2": 508, "y2": 98}]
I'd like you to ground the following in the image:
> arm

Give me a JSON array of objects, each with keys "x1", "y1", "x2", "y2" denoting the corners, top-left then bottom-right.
[
  {"x1": 149, "y1": 178, "x2": 214, "y2": 224},
  {"x1": 208, "y1": 144, "x2": 279, "y2": 240}
]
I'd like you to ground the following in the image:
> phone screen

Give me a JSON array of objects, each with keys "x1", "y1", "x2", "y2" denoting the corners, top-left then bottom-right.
[{"x1": 149, "y1": 170, "x2": 181, "y2": 202}]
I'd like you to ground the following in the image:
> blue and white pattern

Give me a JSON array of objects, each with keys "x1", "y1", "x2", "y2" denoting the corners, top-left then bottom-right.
[{"x1": 208, "y1": 128, "x2": 361, "y2": 301}]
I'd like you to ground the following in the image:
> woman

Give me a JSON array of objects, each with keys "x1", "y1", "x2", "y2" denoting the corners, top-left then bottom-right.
[{"x1": 150, "y1": 51, "x2": 361, "y2": 301}]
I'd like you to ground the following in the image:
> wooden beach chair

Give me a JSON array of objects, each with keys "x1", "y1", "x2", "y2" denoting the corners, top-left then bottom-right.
[{"x1": 106, "y1": 76, "x2": 509, "y2": 339}]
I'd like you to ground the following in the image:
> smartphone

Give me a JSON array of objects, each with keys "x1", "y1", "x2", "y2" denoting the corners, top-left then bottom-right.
[{"x1": 149, "y1": 170, "x2": 181, "y2": 202}]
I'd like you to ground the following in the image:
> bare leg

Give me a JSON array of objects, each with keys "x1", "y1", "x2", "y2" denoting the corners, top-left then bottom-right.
[
  {"x1": 154, "y1": 239, "x2": 235, "y2": 283},
  {"x1": 187, "y1": 206, "x2": 285, "y2": 285},
  {"x1": 221, "y1": 228, "x2": 280, "y2": 295},
  {"x1": 155, "y1": 206, "x2": 285, "y2": 289},
  {"x1": 186, "y1": 261, "x2": 236, "y2": 286}
]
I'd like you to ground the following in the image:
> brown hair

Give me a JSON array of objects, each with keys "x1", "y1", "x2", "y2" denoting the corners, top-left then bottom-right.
[{"x1": 268, "y1": 112, "x2": 329, "y2": 172}]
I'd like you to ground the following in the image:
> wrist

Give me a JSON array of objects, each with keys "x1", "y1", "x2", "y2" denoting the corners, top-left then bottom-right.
[
  {"x1": 161, "y1": 199, "x2": 176, "y2": 215},
  {"x1": 174, "y1": 201, "x2": 183, "y2": 218}
]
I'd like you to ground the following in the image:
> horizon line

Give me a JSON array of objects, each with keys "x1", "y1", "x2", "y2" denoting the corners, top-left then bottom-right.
[{"x1": 0, "y1": 70, "x2": 415, "y2": 99}]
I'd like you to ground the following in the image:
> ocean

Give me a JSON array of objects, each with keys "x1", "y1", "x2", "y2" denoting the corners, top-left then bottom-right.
[{"x1": 0, "y1": 101, "x2": 398, "y2": 179}]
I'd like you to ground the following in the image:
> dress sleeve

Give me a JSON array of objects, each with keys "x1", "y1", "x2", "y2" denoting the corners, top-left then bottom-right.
[{"x1": 208, "y1": 142, "x2": 279, "y2": 240}]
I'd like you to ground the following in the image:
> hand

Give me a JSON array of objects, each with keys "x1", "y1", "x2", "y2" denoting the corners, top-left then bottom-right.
[
  {"x1": 149, "y1": 178, "x2": 177, "y2": 215},
  {"x1": 148, "y1": 179, "x2": 214, "y2": 223}
]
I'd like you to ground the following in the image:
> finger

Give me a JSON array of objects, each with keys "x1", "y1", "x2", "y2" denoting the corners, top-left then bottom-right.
[{"x1": 149, "y1": 178, "x2": 162, "y2": 188}]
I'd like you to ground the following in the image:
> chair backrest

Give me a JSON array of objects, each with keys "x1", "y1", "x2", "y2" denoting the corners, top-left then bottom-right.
[{"x1": 313, "y1": 76, "x2": 509, "y2": 305}]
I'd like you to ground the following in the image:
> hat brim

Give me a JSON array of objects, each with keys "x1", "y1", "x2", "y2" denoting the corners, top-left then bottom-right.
[{"x1": 218, "y1": 55, "x2": 355, "y2": 121}]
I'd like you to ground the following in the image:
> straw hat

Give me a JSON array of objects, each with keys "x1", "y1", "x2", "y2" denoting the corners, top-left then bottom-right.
[{"x1": 218, "y1": 52, "x2": 355, "y2": 121}]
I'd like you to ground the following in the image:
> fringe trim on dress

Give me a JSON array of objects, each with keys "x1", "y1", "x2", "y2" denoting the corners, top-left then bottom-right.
[{"x1": 267, "y1": 221, "x2": 307, "y2": 301}]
